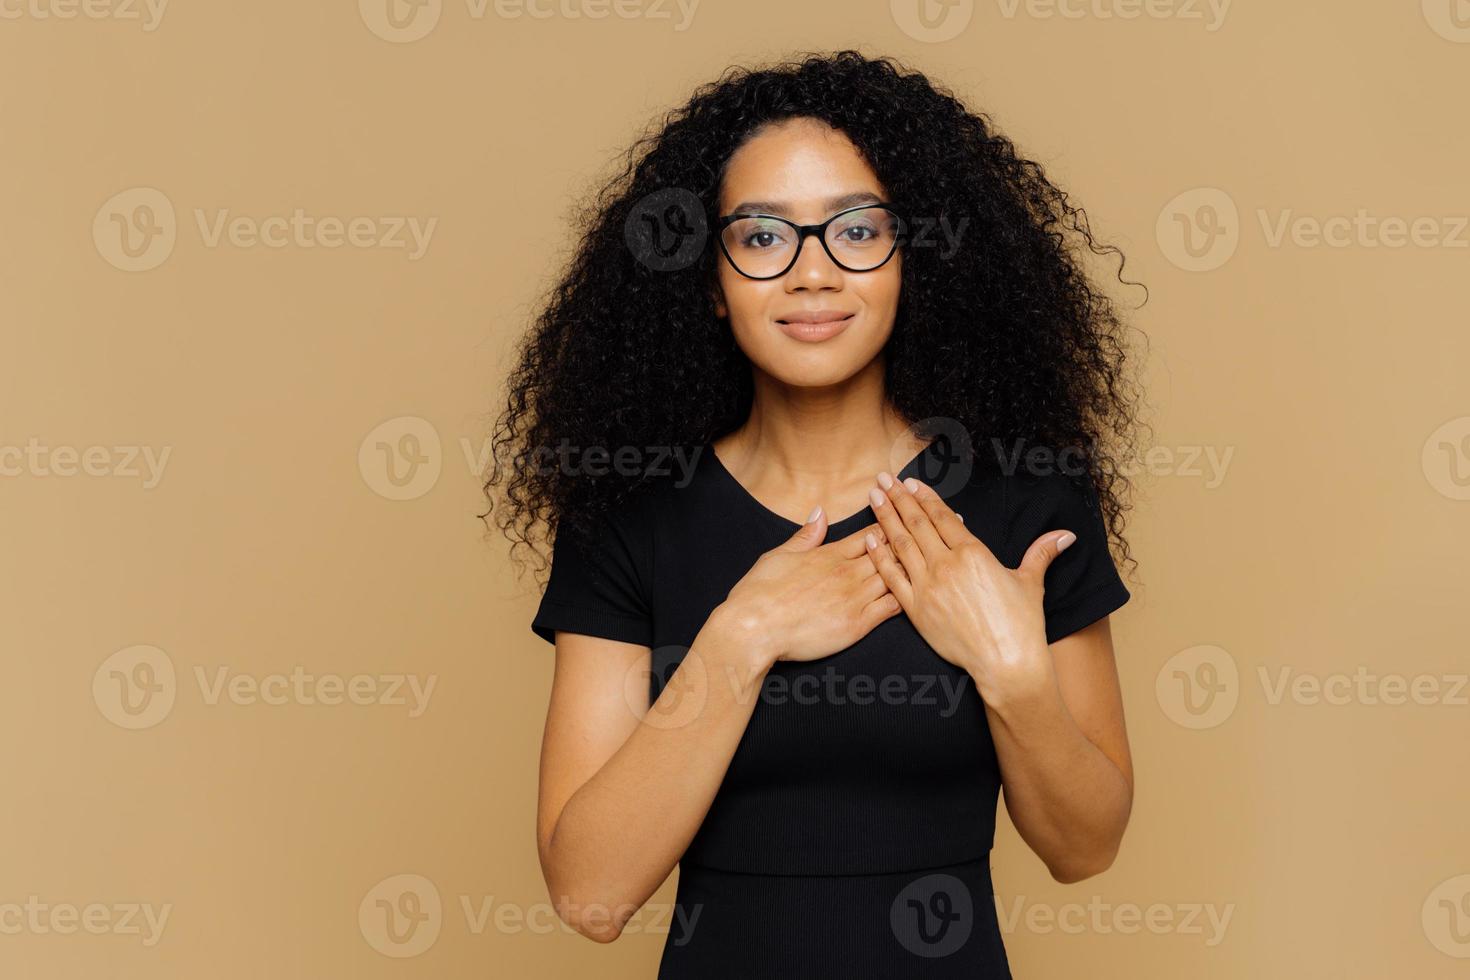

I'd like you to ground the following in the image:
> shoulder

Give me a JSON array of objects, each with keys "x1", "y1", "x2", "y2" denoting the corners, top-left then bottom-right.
[
  {"x1": 1002, "y1": 462, "x2": 1106, "y2": 536},
  {"x1": 558, "y1": 477, "x2": 667, "y2": 566},
  {"x1": 990, "y1": 455, "x2": 1130, "y2": 644},
  {"x1": 927, "y1": 443, "x2": 1104, "y2": 554},
  {"x1": 533, "y1": 483, "x2": 670, "y2": 648}
]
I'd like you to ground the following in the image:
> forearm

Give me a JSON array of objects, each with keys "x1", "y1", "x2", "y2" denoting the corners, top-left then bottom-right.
[
  {"x1": 542, "y1": 606, "x2": 770, "y2": 936},
  {"x1": 982, "y1": 666, "x2": 1132, "y2": 882}
]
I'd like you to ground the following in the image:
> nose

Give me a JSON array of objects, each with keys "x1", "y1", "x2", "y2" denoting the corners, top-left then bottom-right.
[{"x1": 785, "y1": 230, "x2": 843, "y2": 290}]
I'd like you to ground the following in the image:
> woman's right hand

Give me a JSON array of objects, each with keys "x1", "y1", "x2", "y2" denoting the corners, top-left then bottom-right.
[{"x1": 715, "y1": 508, "x2": 903, "y2": 668}]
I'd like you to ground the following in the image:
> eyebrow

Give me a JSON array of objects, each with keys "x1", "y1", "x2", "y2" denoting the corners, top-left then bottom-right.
[{"x1": 724, "y1": 191, "x2": 884, "y2": 217}]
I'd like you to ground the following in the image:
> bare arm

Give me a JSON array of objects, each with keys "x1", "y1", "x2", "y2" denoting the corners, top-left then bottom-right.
[
  {"x1": 985, "y1": 616, "x2": 1134, "y2": 882},
  {"x1": 535, "y1": 513, "x2": 899, "y2": 942},
  {"x1": 862, "y1": 475, "x2": 1134, "y2": 884},
  {"x1": 537, "y1": 609, "x2": 767, "y2": 942}
]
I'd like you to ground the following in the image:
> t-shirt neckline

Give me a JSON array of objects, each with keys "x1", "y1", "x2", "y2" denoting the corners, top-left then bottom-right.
[{"x1": 701, "y1": 439, "x2": 938, "y2": 535}]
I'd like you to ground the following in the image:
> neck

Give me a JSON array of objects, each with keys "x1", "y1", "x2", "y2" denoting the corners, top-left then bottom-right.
[{"x1": 715, "y1": 358, "x2": 926, "y2": 489}]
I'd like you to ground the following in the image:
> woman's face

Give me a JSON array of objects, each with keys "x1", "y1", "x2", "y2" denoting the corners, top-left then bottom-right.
[{"x1": 711, "y1": 117, "x2": 902, "y2": 389}]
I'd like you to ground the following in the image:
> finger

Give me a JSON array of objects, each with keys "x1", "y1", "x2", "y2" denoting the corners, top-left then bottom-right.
[
  {"x1": 776, "y1": 504, "x2": 828, "y2": 552},
  {"x1": 864, "y1": 528, "x2": 914, "y2": 608},
  {"x1": 878, "y1": 472, "x2": 947, "y2": 561},
  {"x1": 858, "y1": 591, "x2": 903, "y2": 632},
  {"x1": 833, "y1": 519, "x2": 887, "y2": 558},
  {"x1": 838, "y1": 547, "x2": 877, "y2": 579},
  {"x1": 853, "y1": 558, "x2": 893, "y2": 604},
  {"x1": 902, "y1": 478, "x2": 973, "y2": 550},
  {"x1": 1017, "y1": 529, "x2": 1078, "y2": 584},
  {"x1": 868, "y1": 485, "x2": 926, "y2": 578}
]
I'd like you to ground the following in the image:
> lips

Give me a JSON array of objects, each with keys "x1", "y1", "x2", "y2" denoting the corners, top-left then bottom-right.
[
  {"x1": 776, "y1": 311, "x2": 854, "y2": 325},
  {"x1": 774, "y1": 311, "x2": 855, "y2": 343}
]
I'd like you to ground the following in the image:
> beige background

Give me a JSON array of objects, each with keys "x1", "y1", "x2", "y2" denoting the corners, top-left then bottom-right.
[{"x1": 3, "y1": 0, "x2": 1468, "y2": 977}]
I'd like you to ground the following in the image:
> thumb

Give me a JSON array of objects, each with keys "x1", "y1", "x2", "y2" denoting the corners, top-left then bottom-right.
[
  {"x1": 779, "y1": 505, "x2": 827, "y2": 551},
  {"x1": 1018, "y1": 529, "x2": 1077, "y2": 581}
]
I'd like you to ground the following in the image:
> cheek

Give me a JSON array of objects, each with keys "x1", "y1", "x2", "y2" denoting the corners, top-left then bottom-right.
[
  {"x1": 717, "y1": 274, "x2": 775, "y2": 333},
  {"x1": 714, "y1": 264, "x2": 756, "y2": 319},
  {"x1": 867, "y1": 262, "x2": 903, "y2": 312},
  {"x1": 854, "y1": 268, "x2": 903, "y2": 334}
]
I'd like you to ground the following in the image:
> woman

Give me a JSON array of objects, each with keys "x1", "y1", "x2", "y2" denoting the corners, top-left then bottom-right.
[{"x1": 486, "y1": 49, "x2": 1145, "y2": 979}]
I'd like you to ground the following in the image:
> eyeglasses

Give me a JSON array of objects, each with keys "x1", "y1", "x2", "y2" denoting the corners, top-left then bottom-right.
[{"x1": 715, "y1": 203, "x2": 907, "y2": 280}]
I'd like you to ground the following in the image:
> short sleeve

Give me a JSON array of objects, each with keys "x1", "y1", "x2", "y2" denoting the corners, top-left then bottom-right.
[
  {"x1": 1006, "y1": 470, "x2": 1131, "y2": 645},
  {"x1": 530, "y1": 504, "x2": 654, "y2": 647}
]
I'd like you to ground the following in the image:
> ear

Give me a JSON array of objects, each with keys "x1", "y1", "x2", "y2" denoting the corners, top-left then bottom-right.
[{"x1": 709, "y1": 281, "x2": 727, "y2": 319}]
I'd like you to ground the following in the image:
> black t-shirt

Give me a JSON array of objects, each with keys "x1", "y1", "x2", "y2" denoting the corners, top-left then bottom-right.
[{"x1": 531, "y1": 439, "x2": 1130, "y2": 877}]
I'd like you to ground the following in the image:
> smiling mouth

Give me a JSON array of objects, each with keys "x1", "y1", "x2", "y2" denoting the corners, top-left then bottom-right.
[
  {"x1": 774, "y1": 313, "x2": 856, "y2": 343},
  {"x1": 775, "y1": 314, "x2": 854, "y2": 325}
]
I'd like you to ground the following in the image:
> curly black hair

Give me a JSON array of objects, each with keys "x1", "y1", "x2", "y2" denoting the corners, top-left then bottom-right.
[{"x1": 483, "y1": 48, "x2": 1149, "y2": 581}]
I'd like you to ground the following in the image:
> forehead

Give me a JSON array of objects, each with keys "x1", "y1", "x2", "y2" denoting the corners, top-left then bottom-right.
[{"x1": 718, "y1": 118, "x2": 886, "y2": 217}]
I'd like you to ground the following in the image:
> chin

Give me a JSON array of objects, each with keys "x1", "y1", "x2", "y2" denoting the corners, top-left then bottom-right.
[
  {"x1": 735, "y1": 321, "x2": 890, "y2": 388},
  {"x1": 759, "y1": 350, "x2": 874, "y2": 390},
  {"x1": 773, "y1": 368, "x2": 856, "y2": 389}
]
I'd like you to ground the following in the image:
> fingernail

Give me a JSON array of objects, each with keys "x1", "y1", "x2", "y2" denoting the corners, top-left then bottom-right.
[
  {"x1": 903, "y1": 477, "x2": 921, "y2": 494},
  {"x1": 876, "y1": 472, "x2": 894, "y2": 489},
  {"x1": 807, "y1": 505, "x2": 823, "y2": 523},
  {"x1": 869, "y1": 488, "x2": 886, "y2": 508},
  {"x1": 865, "y1": 532, "x2": 877, "y2": 550},
  {"x1": 1057, "y1": 531, "x2": 1077, "y2": 551}
]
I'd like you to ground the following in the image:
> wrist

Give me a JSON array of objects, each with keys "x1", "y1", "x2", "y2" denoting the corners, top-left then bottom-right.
[
  {"x1": 982, "y1": 654, "x2": 1063, "y2": 728},
  {"x1": 705, "y1": 601, "x2": 779, "y2": 676}
]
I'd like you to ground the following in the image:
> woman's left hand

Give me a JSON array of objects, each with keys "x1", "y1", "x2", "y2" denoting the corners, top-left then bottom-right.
[{"x1": 864, "y1": 472, "x2": 1076, "y2": 706}]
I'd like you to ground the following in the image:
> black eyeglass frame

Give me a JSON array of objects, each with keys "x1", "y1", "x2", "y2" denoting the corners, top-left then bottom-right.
[{"x1": 714, "y1": 202, "x2": 908, "y2": 280}]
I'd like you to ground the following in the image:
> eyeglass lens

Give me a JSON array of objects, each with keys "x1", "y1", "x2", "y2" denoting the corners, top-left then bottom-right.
[{"x1": 720, "y1": 206, "x2": 901, "y2": 278}]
